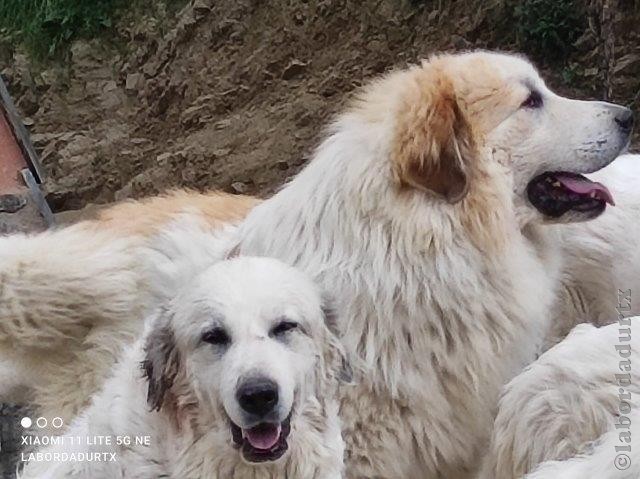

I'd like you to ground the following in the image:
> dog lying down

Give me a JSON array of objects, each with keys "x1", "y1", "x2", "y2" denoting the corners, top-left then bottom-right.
[
  {"x1": 20, "y1": 256, "x2": 348, "y2": 479},
  {"x1": 479, "y1": 320, "x2": 640, "y2": 479}
]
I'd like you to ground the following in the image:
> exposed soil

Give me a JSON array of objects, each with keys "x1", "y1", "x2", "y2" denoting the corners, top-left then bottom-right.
[{"x1": 1, "y1": 0, "x2": 639, "y2": 214}]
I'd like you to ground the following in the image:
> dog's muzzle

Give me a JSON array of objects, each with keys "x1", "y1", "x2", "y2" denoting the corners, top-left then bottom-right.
[{"x1": 230, "y1": 376, "x2": 292, "y2": 463}]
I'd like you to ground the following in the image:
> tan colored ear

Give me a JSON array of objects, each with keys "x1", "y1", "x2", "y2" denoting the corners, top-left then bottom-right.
[{"x1": 392, "y1": 68, "x2": 475, "y2": 203}]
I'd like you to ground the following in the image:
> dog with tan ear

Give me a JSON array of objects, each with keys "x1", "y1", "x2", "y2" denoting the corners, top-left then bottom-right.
[
  {"x1": 236, "y1": 52, "x2": 630, "y2": 477},
  {"x1": 20, "y1": 256, "x2": 348, "y2": 479},
  {"x1": 0, "y1": 51, "x2": 633, "y2": 478}
]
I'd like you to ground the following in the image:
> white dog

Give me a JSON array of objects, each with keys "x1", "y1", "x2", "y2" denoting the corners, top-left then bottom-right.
[
  {"x1": 233, "y1": 52, "x2": 632, "y2": 478},
  {"x1": 1, "y1": 51, "x2": 634, "y2": 477},
  {"x1": 549, "y1": 153, "x2": 640, "y2": 344},
  {"x1": 479, "y1": 320, "x2": 640, "y2": 479},
  {"x1": 20, "y1": 256, "x2": 348, "y2": 479}
]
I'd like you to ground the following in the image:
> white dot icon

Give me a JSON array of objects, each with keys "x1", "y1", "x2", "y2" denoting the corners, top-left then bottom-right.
[{"x1": 21, "y1": 417, "x2": 32, "y2": 428}]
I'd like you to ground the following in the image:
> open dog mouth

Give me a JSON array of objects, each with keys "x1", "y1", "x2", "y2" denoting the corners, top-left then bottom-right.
[
  {"x1": 527, "y1": 171, "x2": 615, "y2": 219},
  {"x1": 230, "y1": 414, "x2": 292, "y2": 463}
]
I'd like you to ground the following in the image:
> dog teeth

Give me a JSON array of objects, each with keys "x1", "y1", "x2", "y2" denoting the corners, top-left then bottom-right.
[
  {"x1": 552, "y1": 181, "x2": 561, "y2": 188},
  {"x1": 589, "y1": 191, "x2": 597, "y2": 198}
]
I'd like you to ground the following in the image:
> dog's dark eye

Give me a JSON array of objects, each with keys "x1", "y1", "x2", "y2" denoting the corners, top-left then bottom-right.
[
  {"x1": 202, "y1": 327, "x2": 231, "y2": 346},
  {"x1": 270, "y1": 320, "x2": 298, "y2": 337},
  {"x1": 521, "y1": 90, "x2": 543, "y2": 109}
]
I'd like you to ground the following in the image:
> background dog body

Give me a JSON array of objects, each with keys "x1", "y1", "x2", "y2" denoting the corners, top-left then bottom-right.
[
  {"x1": 0, "y1": 224, "x2": 147, "y2": 428},
  {"x1": 525, "y1": 411, "x2": 640, "y2": 479},
  {"x1": 479, "y1": 321, "x2": 640, "y2": 479},
  {"x1": 550, "y1": 154, "x2": 640, "y2": 344},
  {"x1": 0, "y1": 202, "x2": 250, "y2": 430}
]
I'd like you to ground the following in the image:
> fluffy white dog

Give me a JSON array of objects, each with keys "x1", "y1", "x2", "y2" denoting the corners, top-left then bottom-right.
[
  {"x1": 479, "y1": 320, "x2": 640, "y2": 479},
  {"x1": 20, "y1": 255, "x2": 348, "y2": 479},
  {"x1": 550, "y1": 154, "x2": 640, "y2": 344},
  {"x1": 233, "y1": 52, "x2": 632, "y2": 478},
  {"x1": 0, "y1": 51, "x2": 634, "y2": 478}
]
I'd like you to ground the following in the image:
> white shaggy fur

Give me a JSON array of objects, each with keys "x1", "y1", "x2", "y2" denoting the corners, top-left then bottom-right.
[
  {"x1": 0, "y1": 224, "x2": 148, "y2": 428},
  {"x1": 0, "y1": 51, "x2": 633, "y2": 477},
  {"x1": 479, "y1": 321, "x2": 640, "y2": 479},
  {"x1": 0, "y1": 215, "x2": 233, "y2": 428},
  {"x1": 526, "y1": 416, "x2": 640, "y2": 479},
  {"x1": 550, "y1": 154, "x2": 640, "y2": 344},
  {"x1": 20, "y1": 256, "x2": 346, "y2": 479},
  {"x1": 233, "y1": 53, "x2": 630, "y2": 477}
]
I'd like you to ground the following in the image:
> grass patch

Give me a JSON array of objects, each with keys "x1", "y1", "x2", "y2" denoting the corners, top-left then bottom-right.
[
  {"x1": 514, "y1": 0, "x2": 587, "y2": 63},
  {"x1": 0, "y1": 0, "x2": 180, "y2": 60}
]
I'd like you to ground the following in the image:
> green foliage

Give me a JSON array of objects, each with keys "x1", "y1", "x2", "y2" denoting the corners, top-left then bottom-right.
[
  {"x1": 561, "y1": 64, "x2": 579, "y2": 85},
  {"x1": 514, "y1": 0, "x2": 587, "y2": 63},
  {"x1": 0, "y1": 0, "x2": 140, "y2": 59}
]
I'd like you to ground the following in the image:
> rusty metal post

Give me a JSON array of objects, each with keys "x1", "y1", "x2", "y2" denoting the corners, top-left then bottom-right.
[{"x1": 0, "y1": 75, "x2": 53, "y2": 234}]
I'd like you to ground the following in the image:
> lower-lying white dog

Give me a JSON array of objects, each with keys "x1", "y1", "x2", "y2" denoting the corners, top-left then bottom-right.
[
  {"x1": 550, "y1": 154, "x2": 640, "y2": 344},
  {"x1": 20, "y1": 256, "x2": 348, "y2": 479},
  {"x1": 479, "y1": 320, "x2": 640, "y2": 479},
  {"x1": 526, "y1": 413, "x2": 640, "y2": 479}
]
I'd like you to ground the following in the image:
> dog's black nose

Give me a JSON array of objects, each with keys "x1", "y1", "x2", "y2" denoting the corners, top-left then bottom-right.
[
  {"x1": 615, "y1": 108, "x2": 634, "y2": 134},
  {"x1": 237, "y1": 378, "x2": 279, "y2": 417}
]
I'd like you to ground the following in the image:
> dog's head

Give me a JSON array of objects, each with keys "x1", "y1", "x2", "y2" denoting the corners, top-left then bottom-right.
[
  {"x1": 351, "y1": 51, "x2": 633, "y2": 226},
  {"x1": 142, "y1": 256, "x2": 348, "y2": 465}
]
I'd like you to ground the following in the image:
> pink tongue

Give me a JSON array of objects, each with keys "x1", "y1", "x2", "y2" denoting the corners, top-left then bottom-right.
[
  {"x1": 245, "y1": 424, "x2": 281, "y2": 450},
  {"x1": 555, "y1": 174, "x2": 615, "y2": 206}
]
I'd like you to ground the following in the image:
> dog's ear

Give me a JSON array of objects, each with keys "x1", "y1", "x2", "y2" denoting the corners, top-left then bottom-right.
[
  {"x1": 321, "y1": 297, "x2": 353, "y2": 384},
  {"x1": 392, "y1": 67, "x2": 475, "y2": 203},
  {"x1": 141, "y1": 307, "x2": 181, "y2": 411}
]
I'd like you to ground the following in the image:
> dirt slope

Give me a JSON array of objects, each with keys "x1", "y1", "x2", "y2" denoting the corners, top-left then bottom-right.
[{"x1": 1, "y1": 0, "x2": 638, "y2": 212}]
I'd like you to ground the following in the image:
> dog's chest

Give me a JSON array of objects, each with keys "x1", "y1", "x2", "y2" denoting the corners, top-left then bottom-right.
[
  {"x1": 168, "y1": 454, "x2": 331, "y2": 479},
  {"x1": 336, "y1": 244, "x2": 555, "y2": 476},
  {"x1": 341, "y1": 247, "x2": 552, "y2": 391}
]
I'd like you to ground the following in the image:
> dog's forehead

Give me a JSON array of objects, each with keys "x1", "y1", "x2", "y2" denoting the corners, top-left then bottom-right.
[
  {"x1": 448, "y1": 51, "x2": 544, "y2": 90},
  {"x1": 495, "y1": 58, "x2": 544, "y2": 92},
  {"x1": 177, "y1": 257, "x2": 322, "y2": 325}
]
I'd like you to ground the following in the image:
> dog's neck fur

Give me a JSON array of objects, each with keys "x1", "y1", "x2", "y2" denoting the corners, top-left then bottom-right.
[{"x1": 237, "y1": 113, "x2": 560, "y2": 475}]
